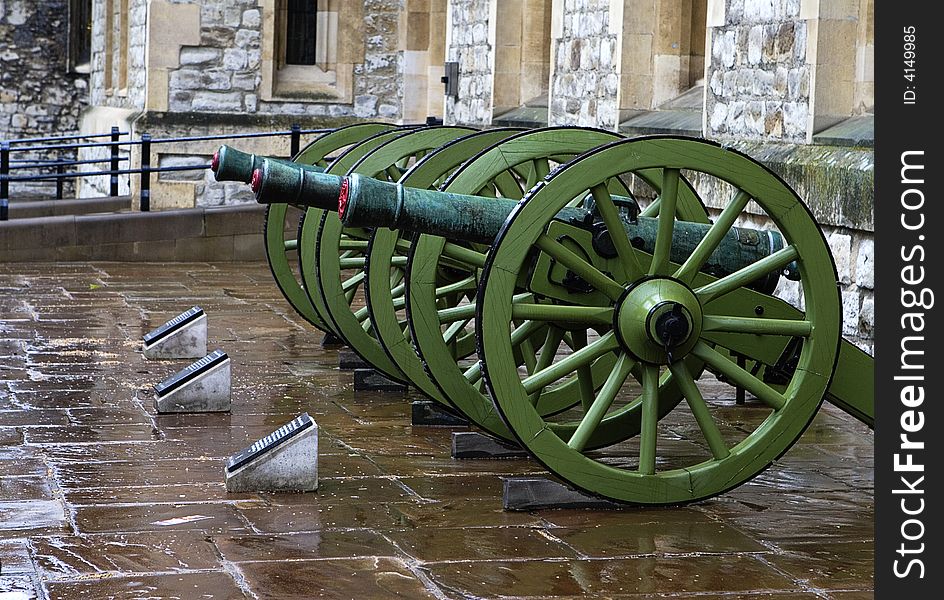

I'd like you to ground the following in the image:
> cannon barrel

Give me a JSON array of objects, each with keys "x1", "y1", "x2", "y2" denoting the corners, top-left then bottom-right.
[
  {"x1": 337, "y1": 174, "x2": 788, "y2": 291},
  {"x1": 211, "y1": 145, "x2": 323, "y2": 183},
  {"x1": 250, "y1": 157, "x2": 343, "y2": 211},
  {"x1": 252, "y1": 161, "x2": 789, "y2": 291}
]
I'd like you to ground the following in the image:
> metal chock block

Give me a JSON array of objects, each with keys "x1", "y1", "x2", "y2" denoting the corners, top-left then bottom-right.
[
  {"x1": 153, "y1": 350, "x2": 231, "y2": 414},
  {"x1": 339, "y1": 350, "x2": 370, "y2": 369},
  {"x1": 225, "y1": 413, "x2": 318, "y2": 493},
  {"x1": 452, "y1": 431, "x2": 527, "y2": 459},
  {"x1": 502, "y1": 477, "x2": 621, "y2": 511},
  {"x1": 353, "y1": 368, "x2": 408, "y2": 393},
  {"x1": 412, "y1": 400, "x2": 468, "y2": 427},
  {"x1": 143, "y1": 306, "x2": 207, "y2": 360}
]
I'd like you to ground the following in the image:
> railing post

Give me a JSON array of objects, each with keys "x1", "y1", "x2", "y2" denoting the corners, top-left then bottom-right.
[
  {"x1": 110, "y1": 126, "x2": 120, "y2": 197},
  {"x1": 140, "y1": 133, "x2": 151, "y2": 212},
  {"x1": 56, "y1": 160, "x2": 64, "y2": 200},
  {"x1": 1, "y1": 141, "x2": 9, "y2": 221},
  {"x1": 290, "y1": 123, "x2": 301, "y2": 158}
]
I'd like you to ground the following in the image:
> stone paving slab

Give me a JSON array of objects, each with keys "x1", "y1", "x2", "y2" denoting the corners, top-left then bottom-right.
[{"x1": 0, "y1": 262, "x2": 874, "y2": 599}]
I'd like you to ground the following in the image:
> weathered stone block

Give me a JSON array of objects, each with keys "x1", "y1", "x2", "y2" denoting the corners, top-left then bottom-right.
[
  {"x1": 179, "y1": 47, "x2": 222, "y2": 66},
  {"x1": 854, "y1": 238, "x2": 874, "y2": 289}
]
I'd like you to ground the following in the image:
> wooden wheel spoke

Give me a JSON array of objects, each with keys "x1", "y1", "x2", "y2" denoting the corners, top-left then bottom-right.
[
  {"x1": 639, "y1": 196, "x2": 661, "y2": 218},
  {"x1": 535, "y1": 234, "x2": 624, "y2": 301},
  {"x1": 434, "y1": 275, "x2": 477, "y2": 297},
  {"x1": 509, "y1": 319, "x2": 544, "y2": 348},
  {"x1": 463, "y1": 361, "x2": 483, "y2": 385},
  {"x1": 385, "y1": 165, "x2": 402, "y2": 182},
  {"x1": 675, "y1": 190, "x2": 751, "y2": 284},
  {"x1": 571, "y1": 329, "x2": 596, "y2": 411},
  {"x1": 638, "y1": 364, "x2": 660, "y2": 475},
  {"x1": 442, "y1": 317, "x2": 471, "y2": 346},
  {"x1": 339, "y1": 257, "x2": 367, "y2": 269},
  {"x1": 511, "y1": 303, "x2": 613, "y2": 326},
  {"x1": 567, "y1": 352, "x2": 635, "y2": 452},
  {"x1": 389, "y1": 280, "x2": 406, "y2": 298},
  {"x1": 341, "y1": 271, "x2": 366, "y2": 292},
  {"x1": 528, "y1": 327, "x2": 565, "y2": 405},
  {"x1": 696, "y1": 245, "x2": 799, "y2": 305},
  {"x1": 521, "y1": 332, "x2": 619, "y2": 394},
  {"x1": 353, "y1": 305, "x2": 370, "y2": 322},
  {"x1": 394, "y1": 237, "x2": 413, "y2": 252},
  {"x1": 668, "y1": 359, "x2": 730, "y2": 460},
  {"x1": 342, "y1": 227, "x2": 372, "y2": 241},
  {"x1": 649, "y1": 168, "x2": 681, "y2": 276},
  {"x1": 437, "y1": 303, "x2": 476, "y2": 324},
  {"x1": 590, "y1": 184, "x2": 644, "y2": 279},
  {"x1": 691, "y1": 341, "x2": 786, "y2": 410},
  {"x1": 519, "y1": 336, "x2": 538, "y2": 375},
  {"x1": 442, "y1": 242, "x2": 488, "y2": 269},
  {"x1": 526, "y1": 158, "x2": 551, "y2": 189},
  {"x1": 703, "y1": 315, "x2": 812, "y2": 337},
  {"x1": 492, "y1": 169, "x2": 524, "y2": 200}
]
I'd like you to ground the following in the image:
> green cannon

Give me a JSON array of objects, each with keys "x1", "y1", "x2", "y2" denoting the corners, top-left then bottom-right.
[
  {"x1": 216, "y1": 123, "x2": 406, "y2": 334},
  {"x1": 234, "y1": 133, "x2": 873, "y2": 506},
  {"x1": 247, "y1": 125, "x2": 788, "y2": 440},
  {"x1": 210, "y1": 146, "x2": 321, "y2": 184},
  {"x1": 221, "y1": 126, "x2": 873, "y2": 505},
  {"x1": 253, "y1": 164, "x2": 789, "y2": 295}
]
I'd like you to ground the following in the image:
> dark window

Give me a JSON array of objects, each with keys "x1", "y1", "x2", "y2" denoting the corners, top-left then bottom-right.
[
  {"x1": 285, "y1": 0, "x2": 318, "y2": 66},
  {"x1": 70, "y1": 0, "x2": 92, "y2": 71}
]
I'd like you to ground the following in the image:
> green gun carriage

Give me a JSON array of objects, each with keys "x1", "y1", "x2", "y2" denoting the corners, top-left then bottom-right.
[{"x1": 214, "y1": 129, "x2": 874, "y2": 505}]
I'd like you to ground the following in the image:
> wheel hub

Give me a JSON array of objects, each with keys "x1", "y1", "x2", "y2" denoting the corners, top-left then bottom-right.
[{"x1": 614, "y1": 278, "x2": 703, "y2": 364}]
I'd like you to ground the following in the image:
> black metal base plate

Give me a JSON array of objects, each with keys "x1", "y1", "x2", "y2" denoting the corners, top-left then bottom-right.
[
  {"x1": 452, "y1": 431, "x2": 527, "y2": 459},
  {"x1": 321, "y1": 331, "x2": 345, "y2": 349},
  {"x1": 411, "y1": 400, "x2": 469, "y2": 427},
  {"x1": 353, "y1": 368, "x2": 408, "y2": 393},
  {"x1": 339, "y1": 350, "x2": 370, "y2": 370}
]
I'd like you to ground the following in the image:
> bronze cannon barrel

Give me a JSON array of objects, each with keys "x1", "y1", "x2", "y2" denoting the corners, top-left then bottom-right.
[
  {"x1": 211, "y1": 145, "x2": 323, "y2": 184},
  {"x1": 252, "y1": 160, "x2": 791, "y2": 292}
]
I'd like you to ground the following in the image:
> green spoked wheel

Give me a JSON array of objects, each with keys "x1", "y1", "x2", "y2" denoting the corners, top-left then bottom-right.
[
  {"x1": 312, "y1": 126, "x2": 479, "y2": 383},
  {"x1": 264, "y1": 122, "x2": 397, "y2": 331},
  {"x1": 407, "y1": 127, "x2": 710, "y2": 443},
  {"x1": 365, "y1": 128, "x2": 526, "y2": 407},
  {"x1": 477, "y1": 136, "x2": 840, "y2": 504},
  {"x1": 296, "y1": 127, "x2": 415, "y2": 339}
]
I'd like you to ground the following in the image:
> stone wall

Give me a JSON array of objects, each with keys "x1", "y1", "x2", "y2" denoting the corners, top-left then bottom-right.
[
  {"x1": 146, "y1": 0, "x2": 403, "y2": 120},
  {"x1": 88, "y1": 0, "x2": 148, "y2": 110},
  {"x1": 0, "y1": 0, "x2": 89, "y2": 196},
  {"x1": 444, "y1": 0, "x2": 494, "y2": 127},
  {"x1": 687, "y1": 142, "x2": 874, "y2": 352},
  {"x1": 548, "y1": 0, "x2": 619, "y2": 129},
  {"x1": 705, "y1": 0, "x2": 809, "y2": 142},
  {"x1": 79, "y1": 0, "x2": 406, "y2": 207}
]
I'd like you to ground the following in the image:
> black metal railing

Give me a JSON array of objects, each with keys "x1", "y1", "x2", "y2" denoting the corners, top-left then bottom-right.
[{"x1": 0, "y1": 123, "x2": 320, "y2": 221}]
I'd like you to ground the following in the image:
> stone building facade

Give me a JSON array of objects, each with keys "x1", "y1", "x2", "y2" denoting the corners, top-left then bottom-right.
[
  {"x1": 2, "y1": 0, "x2": 874, "y2": 349},
  {"x1": 0, "y1": 0, "x2": 90, "y2": 195}
]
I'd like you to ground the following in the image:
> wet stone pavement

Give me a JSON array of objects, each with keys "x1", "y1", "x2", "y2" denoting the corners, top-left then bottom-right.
[{"x1": 0, "y1": 262, "x2": 874, "y2": 599}]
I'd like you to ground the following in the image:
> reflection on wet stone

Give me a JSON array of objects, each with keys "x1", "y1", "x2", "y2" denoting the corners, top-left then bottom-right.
[{"x1": 0, "y1": 262, "x2": 873, "y2": 598}]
